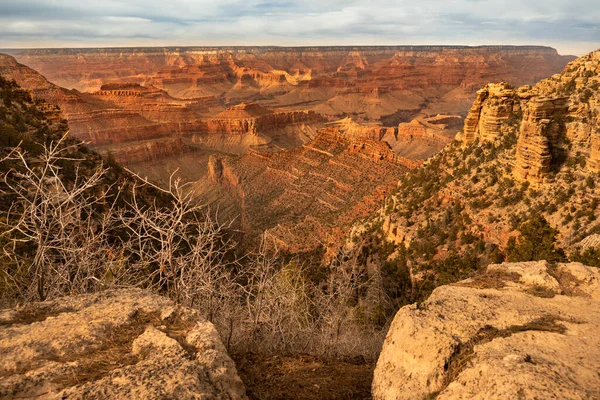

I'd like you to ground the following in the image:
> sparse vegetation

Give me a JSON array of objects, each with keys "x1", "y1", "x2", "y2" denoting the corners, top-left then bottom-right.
[
  {"x1": 506, "y1": 215, "x2": 566, "y2": 262},
  {"x1": 0, "y1": 77, "x2": 388, "y2": 363}
]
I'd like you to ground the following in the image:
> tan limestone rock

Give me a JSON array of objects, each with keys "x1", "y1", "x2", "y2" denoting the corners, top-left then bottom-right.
[
  {"x1": 0, "y1": 289, "x2": 247, "y2": 400},
  {"x1": 373, "y1": 261, "x2": 600, "y2": 400}
]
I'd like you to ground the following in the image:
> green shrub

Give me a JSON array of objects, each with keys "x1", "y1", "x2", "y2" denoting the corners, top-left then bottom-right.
[{"x1": 506, "y1": 215, "x2": 566, "y2": 262}]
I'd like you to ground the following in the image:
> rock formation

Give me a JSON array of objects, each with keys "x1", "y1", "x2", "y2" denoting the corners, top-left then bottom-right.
[
  {"x1": 99, "y1": 137, "x2": 190, "y2": 164},
  {"x1": 7, "y1": 46, "x2": 574, "y2": 122},
  {"x1": 206, "y1": 128, "x2": 417, "y2": 252},
  {"x1": 460, "y1": 83, "x2": 520, "y2": 144},
  {"x1": 457, "y1": 49, "x2": 600, "y2": 184},
  {"x1": 579, "y1": 234, "x2": 600, "y2": 251},
  {"x1": 399, "y1": 117, "x2": 461, "y2": 141},
  {"x1": 329, "y1": 115, "x2": 458, "y2": 160},
  {"x1": 0, "y1": 289, "x2": 247, "y2": 399},
  {"x1": 373, "y1": 261, "x2": 600, "y2": 399},
  {"x1": 328, "y1": 117, "x2": 395, "y2": 141},
  {"x1": 513, "y1": 95, "x2": 569, "y2": 182},
  {"x1": 200, "y1": 102, "x2": 324, "y2": 149}
]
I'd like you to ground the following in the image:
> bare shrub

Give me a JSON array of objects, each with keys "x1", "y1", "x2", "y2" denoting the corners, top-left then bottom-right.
[
  {"x1": 227, "y1": 240, "x2": 387, "y2": 361},
  {"x1": 1, "y1": 135, "x2": 120, "y2": 303},
  {"x1": 0, "y1": 138, "x2": 387, "y2": 361},
  {"x1": 116, "y1": 174, "x2": 237, "y2": 310}
]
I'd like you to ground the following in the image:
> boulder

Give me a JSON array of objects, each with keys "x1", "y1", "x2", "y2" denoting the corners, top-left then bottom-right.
[
  {"x1": 373, "y1": 261, "x2": 600, "y2": 399},
  {"x1": 0, "y1": 289, "x2": 247, "y2": 399}
]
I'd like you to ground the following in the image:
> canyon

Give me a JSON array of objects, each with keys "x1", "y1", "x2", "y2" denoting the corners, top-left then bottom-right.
[
  {"x1": 0, "y1": 46, "x2": 575, "y2": 252},
  {"x1": 1, "y1": 42, "x2": 600, "y2": 400}
]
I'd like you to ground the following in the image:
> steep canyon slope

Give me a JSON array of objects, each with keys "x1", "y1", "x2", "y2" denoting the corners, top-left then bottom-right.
[
  {"x1": 206, "y1": 128, "x2": 419, "y2": 252},
  {"x1": 348, "y1": 49, "x2": 600, "y2": 300}
]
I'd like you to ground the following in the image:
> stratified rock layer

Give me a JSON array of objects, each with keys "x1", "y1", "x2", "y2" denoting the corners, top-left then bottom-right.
[
  {"x1": 458, "y1": 49, "x2": 600, "y2": 184},
  {"x1": 513, "y1": 95, "x2": 569, "y2": 182},
  {"x1": 0, "y1": 289, "x2": 247, "y2": 400},
  {"x1": 461, "y1": 83, "x2": 519, "y2": 145},
  {"x1": 207, "y1": 128, "x2": 418, "y2": 252},
  {"x1": 6, "y1": 46, "x2": 575, "y2": 131},
  {"x1": 373, "y1": 261, "x2": 600, "y2": 400}
]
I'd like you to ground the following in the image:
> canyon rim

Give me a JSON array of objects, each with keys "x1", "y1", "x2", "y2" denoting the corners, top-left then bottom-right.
[{"x1": 1, "y1": 1, "x2": 599, "y2": 399}]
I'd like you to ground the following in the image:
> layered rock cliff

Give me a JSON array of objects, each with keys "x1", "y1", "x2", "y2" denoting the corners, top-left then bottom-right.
[
  {"x1": 8, "y1": 46, "x2": 574, "y2": 123},
  {"x1": 458, "y1": 49, "x2": 600, "y2": 184},
  {"x1": 206, "y1": 128, "x2": 416, "y2": 252},
  {"x1": 373, "y1": 261, "x2": 600, "y2": 399},
  {"x1": 460, "y1": 83, "x2": 521, "y2": 145},
  {"x1": 0, "y1": 289, "x2": 247, "y2": 399},
  {"x1": 342, "y1": 50, "x2": 600, "y2": 300},
  {"x1": 0, "y1": 54, "x2": 327, "y2": 173},
  {"x1": 203, "y1": 102, "x2": 324, "y2": 141}
]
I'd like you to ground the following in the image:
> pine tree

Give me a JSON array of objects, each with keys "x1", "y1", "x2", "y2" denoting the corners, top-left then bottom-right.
[{"x1": 505, "y1": 215, "x2": 566, "y2": 262}]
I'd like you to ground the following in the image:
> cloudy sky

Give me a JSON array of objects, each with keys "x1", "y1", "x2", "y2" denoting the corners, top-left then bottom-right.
[{"x1": 0, "y1": 0, "x2": 598, "y2": 55}]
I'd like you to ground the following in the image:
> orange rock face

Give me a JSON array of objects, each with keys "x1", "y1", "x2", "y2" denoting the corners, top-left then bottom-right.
[
  {"x1": 0, "y1": 54, "x2": 326, "y2": 165},
  {"x1": 458, "y1": 49, "x2": 600, "y2": 185},
  {"x1": 8, "y1": 46, "x2": 574, "y2": 121},
  {"x1": 461, "y1": 83, "x2": 520, "y2": 144},
  {"x1": 207, "y1": 128, "x2": 416, "y2": 252}
]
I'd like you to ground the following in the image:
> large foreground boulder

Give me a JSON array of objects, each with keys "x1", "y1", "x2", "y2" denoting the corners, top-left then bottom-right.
[
  {"x1": 0, "y1": 289, "x2": 247, "y2": 399},
  {"x1": 373, "y1": 261, "x2": 600, "y2": 399}
]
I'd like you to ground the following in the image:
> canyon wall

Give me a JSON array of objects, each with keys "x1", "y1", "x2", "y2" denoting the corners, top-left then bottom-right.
[
  {"x1": 0, "y1": 54, "x2": 325, "y2": 166},
  {"x1": 7, "y1": 46, "x2": 574, "y2": 122},
  {"x1": 8, "y1": 46, "x2": 573, "y2": 91},
  {"x1": 458, "y1": 49, "x2": 600, "y2": 184}
]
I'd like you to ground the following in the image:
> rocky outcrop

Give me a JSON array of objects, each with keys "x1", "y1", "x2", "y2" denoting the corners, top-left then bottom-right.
[
  {"x1": 579, "y1": 234, "x2": 600, "y2": 251},
  {"x1": 0, "y1": 289, "x2": 247, "y2": 399},
  {"x1": 456, "y1": 49, "x2": 600, "y2": 184},
  {"x1": 513, "y1": 95, "x2": 569, "y2": 183},
  {"x1": 396, "y1": 117, "x2": 456, "y2": 145},
  {"x1": 461, "y1": 83, "x2": 519, "y2": 145},
  {"x1": 346, "y1": 140, "x2": 400, "y2": 164},
  {"x1": 511, "y1": 48, "x2": 600, "y2": 184},
  {"x1": 205, "y1": 103, "x2": 323, "y2": 137},
  {"x1": 329, "y1": 117, "x2": 395, "y2": 141},
  {"x1": 208, "y1": 155, "x2": 244, "y2": 197},
  {"x1": 373, "y1": 261, "x2": 600, "y2": 400},
  {"x1": 97, "y1": 137, "x2": 190, "y2": 164}
]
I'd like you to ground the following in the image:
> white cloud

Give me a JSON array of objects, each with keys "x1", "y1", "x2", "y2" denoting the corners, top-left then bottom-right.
[{"x1": 0, "y1": 0, "x2": 598, "y2": 55}]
